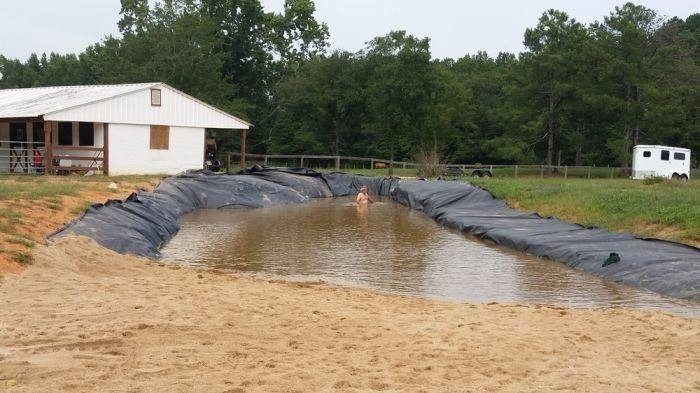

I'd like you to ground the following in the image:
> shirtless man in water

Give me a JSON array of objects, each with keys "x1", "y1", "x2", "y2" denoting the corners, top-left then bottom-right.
[{"x1": 356, "y1": 186, "x2": 374, "y2": 204}]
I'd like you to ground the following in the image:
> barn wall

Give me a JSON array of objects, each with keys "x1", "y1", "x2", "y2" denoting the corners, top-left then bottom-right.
[
  {"x1": 108, "y1": 123, "x2": 204, "y2": 175},
  {"x1": 44, "y1": 85, "x2": 249, "y2": 130}
]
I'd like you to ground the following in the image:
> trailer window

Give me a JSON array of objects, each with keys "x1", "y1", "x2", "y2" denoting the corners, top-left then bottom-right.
[
  {"x1": 643, "y1": 151, "x2": 651, "y2": 158},
  {"x1": 660, "y1": 150, "x2": 670, "y2": 161},
  {"x1": 673, "y1": 152, "x2": 686, "y2": 161}
]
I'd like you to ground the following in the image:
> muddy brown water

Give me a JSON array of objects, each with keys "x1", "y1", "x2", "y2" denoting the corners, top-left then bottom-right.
[{"x1": 161, "y1": 197, "x2": 699, "y2": 316}]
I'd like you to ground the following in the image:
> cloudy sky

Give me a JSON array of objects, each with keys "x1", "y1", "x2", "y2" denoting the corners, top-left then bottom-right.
[{"x1": 0, "y1": 0, "x2": 697, "y2": 60}]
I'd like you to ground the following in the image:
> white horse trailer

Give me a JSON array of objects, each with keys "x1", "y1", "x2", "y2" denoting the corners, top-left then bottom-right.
[{"x1": 631, "y1": 145, "x2": 691, "y2": 180}]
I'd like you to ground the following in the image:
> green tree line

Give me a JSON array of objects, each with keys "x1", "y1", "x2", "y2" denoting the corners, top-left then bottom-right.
[{"x1": 0, "y1": 1, "x2": 697, "y2": 167}]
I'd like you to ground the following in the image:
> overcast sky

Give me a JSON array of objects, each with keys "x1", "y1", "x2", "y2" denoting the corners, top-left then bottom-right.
[{"x1": 0, "y1": 0, "x2": 697, "y2": 60}]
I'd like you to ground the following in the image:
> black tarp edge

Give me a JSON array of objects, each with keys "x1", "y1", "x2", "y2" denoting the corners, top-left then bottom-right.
[{"x1": 49, "y1": 168, "x2": 700, "y2": 301}]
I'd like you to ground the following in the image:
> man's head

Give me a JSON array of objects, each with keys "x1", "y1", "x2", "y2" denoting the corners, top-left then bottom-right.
[{"x1": 360, "y1": 186, "x2": 368, "y2": 193}]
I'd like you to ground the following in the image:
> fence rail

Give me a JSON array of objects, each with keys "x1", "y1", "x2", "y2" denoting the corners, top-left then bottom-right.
[
  {"x1": 0, "y1": 141, "x2": 45, "y2": 173},
  {"x1": 0, "y1": 140, "x2": 104, "y2": 174},
  {"x1": 224, "y1": 152, "x2": 666, "y2": 179}
]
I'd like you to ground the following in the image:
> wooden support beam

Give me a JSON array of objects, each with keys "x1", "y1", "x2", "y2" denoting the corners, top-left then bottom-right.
[
  {"x1": 51, "y1": 155, "x2": 104, "y2": 161},
  {"x1": 103, "y1": 123, "x2": 109, "y2": 176},
  {"x1": 0, "y1": 117, "x2": 42, "y2": 123},
  {"x1": 50, "y1": 145, "x2": 104, "y2": 152},
  {"x1": 240, "y1": 129, "x2": 247, "y2": 169},
  {"x1": 43, "y1": 121, "x2": 52, "y2": 175}
]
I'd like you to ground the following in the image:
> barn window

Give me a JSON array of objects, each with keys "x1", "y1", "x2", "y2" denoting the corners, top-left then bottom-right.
[
  {"x1": 660, "y1": 150, "x2": 670, "y2": 161},
  {"x1": 674, "y1": 152, "x2": 686, "y2": 161},
  {"x1": 32, "y1": 122, "x2": 44, "y2": 143},
  {"x1": 58, "y1": 122, "x2": 73, "y2": 146},
  {"x1": 151, "y1": 88, "x2": 162, "y2": 106},
  {"x1": 642, "y1": 151, "x2": 651, "y2": 158},
  {"x1": 79, "y1": 122, "x2": 94, "y2": 146},
  {"x1": 9, "y1": 123, "x2": 26, "y2": 148},
  {"x1": 150, "y1": 125, "x2": 169, "y2": 150}
]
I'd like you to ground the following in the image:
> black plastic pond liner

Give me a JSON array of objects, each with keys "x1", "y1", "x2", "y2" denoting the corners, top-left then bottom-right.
[{"x1": 50, "y1": 168, "x2": 700, "y2": 301}]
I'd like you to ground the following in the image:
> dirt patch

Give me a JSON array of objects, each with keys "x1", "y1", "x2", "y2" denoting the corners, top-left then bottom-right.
[
  {"x1": 0, "y1": 236, "x2": 698, "y2": 392},
  {"x1": 0, "y1": 175, "x2": 159, "y2": 274}
]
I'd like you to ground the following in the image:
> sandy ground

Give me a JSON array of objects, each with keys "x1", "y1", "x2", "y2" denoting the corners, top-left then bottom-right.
[{"x1": 0, "y1": 237, "x2": 698, "y2": 392}]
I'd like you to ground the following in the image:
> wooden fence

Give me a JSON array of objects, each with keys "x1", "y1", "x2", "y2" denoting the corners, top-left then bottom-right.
[{"x1": 222, "y1": 152, "x2": 693, "y2": 179}]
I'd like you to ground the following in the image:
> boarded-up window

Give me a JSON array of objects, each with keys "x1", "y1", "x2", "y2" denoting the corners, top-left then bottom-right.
[
  {"x1": 58, "y1": 122, "x2": 73, "y2": 146},
  {"x1": 150, "y1": 125, "x2": 169, "y2": 150},
  {"x1": 151, "y1": 88, "x2": 162, "y2": 106},
  {"x1": 79, "y1": 122, "x2": 94, "y2": 146}
]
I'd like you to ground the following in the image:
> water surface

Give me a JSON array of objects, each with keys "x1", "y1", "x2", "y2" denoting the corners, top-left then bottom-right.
[{"x1": 161, "y1": 197, "x2": 699, "y2": 316}]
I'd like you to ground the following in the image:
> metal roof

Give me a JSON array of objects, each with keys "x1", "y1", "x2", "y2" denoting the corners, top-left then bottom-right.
[
  {"x1": 0, "y1": 83, "x2": 159, "y2": 118},
  {"x1": 0, "y1": 83, "x2": 251, "y2": 129},
  {"x1": 633, "y1": 145, "x2": 691, "y2": 151}
]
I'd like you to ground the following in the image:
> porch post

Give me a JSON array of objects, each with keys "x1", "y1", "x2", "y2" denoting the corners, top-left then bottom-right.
[
  {"x1": 43, "y1": 121, "x2": 52, "y2": 175},
  {"x1": 103, "y1": 123, "x2": 109, "y2": 176},
  {"x1": 240, "y1": 128, "x2": 247, "y2": 169}
]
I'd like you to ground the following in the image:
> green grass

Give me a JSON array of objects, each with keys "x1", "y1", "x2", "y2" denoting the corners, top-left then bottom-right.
[
  {"x1": 6, "y1": 236, "x2": 35, "y2": 249},
  {"x1": 70, "y1": 201, "x2": 94, "y2": 216},
  {"x1": 0, "y1": 181, "x2": 84, "y2": 200},
  {"x1": 0, "y1": 174, "x2": 161, "y2": 201},
  {"x1": 0, "y1": 208, "x2": 22, "y2": 234},
  {"x1": 10, "y1": 251, "x2": 34, "y2": 265},
  {"x1": 468, "y1": 177, "x2": 700, "y2": 245}
]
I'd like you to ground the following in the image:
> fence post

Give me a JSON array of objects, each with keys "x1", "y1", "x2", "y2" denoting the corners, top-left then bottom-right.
[
  {"x1": 370, "y1": 159, "x2": 374, "y2": 170},
  {"x1": 564, "y1": 165, "x2": 568, "y2": 179},
  {"x1": 610, "y1": 166, "x2": 614, "y2": 179},
  {"x1": 587, "y1": 166, "x2": 591, "y2": 179},
  {"x1": 514, "y1": 165, "x2": 518, "y2": 178},
  {"x1": 335, "y1": 156, "x2": 340, "y2": 171},
  {"x1": 226, "y1": 152, "x2": 231, "y2": 173},
  {"x1": 540, "y1": 165, "x2": 544, "y2": 178},
  {"x1": 264, "y1": 155, "x2": 268, "y2": 165},
  {"x1": 403, "y1": 161, "x2": 406, "y2": 169},
  {"x1": 300, "y1": 155, "x2": 304, "y2": 167}
]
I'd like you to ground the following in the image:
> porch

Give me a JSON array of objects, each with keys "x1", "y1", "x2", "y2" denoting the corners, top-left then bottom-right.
[{"x1": 0, "y1": 119, "x2": 107, "y2": 175}]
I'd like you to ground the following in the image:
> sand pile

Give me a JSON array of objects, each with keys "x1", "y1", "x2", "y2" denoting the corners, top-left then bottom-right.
[{"x1": 0, "y1": 237, "x2": 698, "y2": 392}]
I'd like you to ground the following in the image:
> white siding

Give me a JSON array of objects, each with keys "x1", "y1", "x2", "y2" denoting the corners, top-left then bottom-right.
[
  {"x1": 44, "y1": 85, "x2": 248, "y2": 130},
  {"x1": 108, "y1": 123, "x2": 204, "y2": 175}
]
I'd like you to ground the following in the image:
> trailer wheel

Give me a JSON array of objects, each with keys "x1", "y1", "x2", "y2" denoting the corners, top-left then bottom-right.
[
  {"x1": 671, "y1": 173, "x2": 680, "y2": 180},
  {"x1": 471, "y1": 170, "x2": 483, "y2": 177},
  {"x1": 482, "y1": 171, "x2": 492, "y2": 178},
  {"x1": 680, "y1": 174, "x2": 688, "y2": 181}
]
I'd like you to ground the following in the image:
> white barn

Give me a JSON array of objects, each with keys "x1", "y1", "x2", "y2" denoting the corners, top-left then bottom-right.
[{"x1": 0, "y1": 83, "x2": 250, "y2": 175}]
